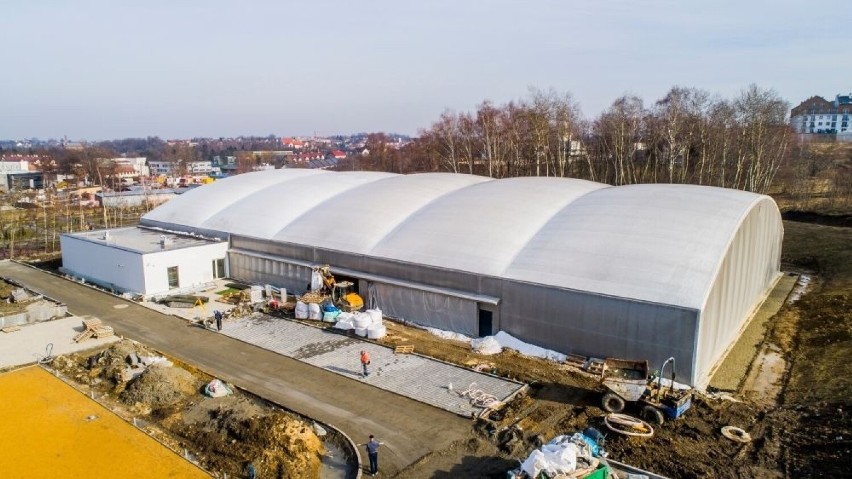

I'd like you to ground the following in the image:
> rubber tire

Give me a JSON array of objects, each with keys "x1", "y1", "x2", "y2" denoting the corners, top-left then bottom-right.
[
  {"x1": 641, "y1": 405, "x2": 665, "y2": 425},
  {"x1": 602, "y1": 392, "x2": 626, "y2": 413}
]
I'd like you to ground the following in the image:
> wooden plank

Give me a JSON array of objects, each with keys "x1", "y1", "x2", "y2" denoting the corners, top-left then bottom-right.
[
  {"x1": 73, "y1": 330, "x2": 94, "y2": 343},
  {"x1": 1, "y1": 325, "x2": 22, "y2": 333},
  {"x1": 394, "y1": 344, "x2": 415, "y2": 354},
  {"x1": 82, "y1": 318, "x2": 102, "y2": 330}
]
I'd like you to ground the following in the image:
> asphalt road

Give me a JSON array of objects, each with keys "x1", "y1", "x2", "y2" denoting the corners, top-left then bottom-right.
[{"x1": 0, "y1": 260, "x2": 471, "y2": 476}]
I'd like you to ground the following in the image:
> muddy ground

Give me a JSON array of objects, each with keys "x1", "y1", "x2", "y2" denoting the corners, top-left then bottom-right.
[
  {"x1": 376, "y1": 219, "x2": 852, "y2": 478},
  {"x1": 52, "y1": 340, "x2": 326, "y2": 478}
]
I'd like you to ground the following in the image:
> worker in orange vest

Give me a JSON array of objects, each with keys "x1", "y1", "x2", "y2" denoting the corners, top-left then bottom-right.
[{"x1": 360, "y1": 350, "x2": 371, "y2": 377}]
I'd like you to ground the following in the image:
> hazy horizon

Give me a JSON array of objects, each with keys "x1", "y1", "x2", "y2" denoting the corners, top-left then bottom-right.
[{"x1": 2, "y1": 0, "x2": 849, "y2": 140}]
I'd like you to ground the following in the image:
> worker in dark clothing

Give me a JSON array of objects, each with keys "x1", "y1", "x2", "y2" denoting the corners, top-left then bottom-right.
[
  {"x1": 214, "y1": 310, "x2": 223, "y2": 331},
  {"x1": 360, "y1": 434, "x2": 383, "y2": 476}
]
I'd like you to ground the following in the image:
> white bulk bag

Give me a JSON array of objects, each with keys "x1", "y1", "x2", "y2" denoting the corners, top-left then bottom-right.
[
  {"x1": 367, "y1": 324, "x2": 386, "y2": 340},
  {"x1": 308, "y1": 303, "x2": 321, "y2": 320},
  {"x1": 366, "y1": 309, "x2": 383, "y2": 325},
  {"x1": 295, "y1": 301, "x2": 309, "y2": 320}
]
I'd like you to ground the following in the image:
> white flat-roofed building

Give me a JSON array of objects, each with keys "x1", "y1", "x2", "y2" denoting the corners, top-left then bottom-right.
[{"x1": 60, "y1": 227, "x2": 228, "y2": 297}]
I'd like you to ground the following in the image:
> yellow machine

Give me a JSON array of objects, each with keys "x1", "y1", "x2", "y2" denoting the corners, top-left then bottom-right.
[
  {"x1": 315, "y1": 266, "x2": 364, "y2": 311},
  {"x1": 333, "y1": 281, "x2": 364, "y2": 311}
]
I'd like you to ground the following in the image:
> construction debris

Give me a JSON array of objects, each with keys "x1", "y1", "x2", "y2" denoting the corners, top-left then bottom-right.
[{"x1": 73, "y1": 318, "x2": 114, "y2": 343}]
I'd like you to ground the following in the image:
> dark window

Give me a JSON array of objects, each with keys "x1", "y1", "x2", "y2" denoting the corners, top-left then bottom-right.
[{"x1": 167, "y1": 266, "x2": 179, "y2": 289}]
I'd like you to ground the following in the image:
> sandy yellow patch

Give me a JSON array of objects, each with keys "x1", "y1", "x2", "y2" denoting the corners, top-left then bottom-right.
[{"x1": 0, "y1": 366, "x2": 209, "y2": 478}]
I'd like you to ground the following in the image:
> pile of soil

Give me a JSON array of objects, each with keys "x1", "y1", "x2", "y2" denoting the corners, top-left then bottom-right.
[
  {"x1": 55, "y1": 342, "x2": 325, "y2": 479},
  {"x1": 178, "y1": 397, "x2": 324, "y2": 477},
  {"x1": 121, "y1": 364, "x2": 198, "y2": 409}
]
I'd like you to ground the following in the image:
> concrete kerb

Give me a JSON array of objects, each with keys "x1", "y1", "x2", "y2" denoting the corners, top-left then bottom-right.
[{"x1": 7, "y1": 261, "x2": 364, "y2": 477}]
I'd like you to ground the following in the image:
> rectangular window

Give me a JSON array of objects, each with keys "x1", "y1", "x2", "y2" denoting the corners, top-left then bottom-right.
[
  {"x1": 167, "y1": 266, "x2": 179, "y2": 289},
  {"x1": 212, "y1": 258, "x2": 225, "y2": 278}
]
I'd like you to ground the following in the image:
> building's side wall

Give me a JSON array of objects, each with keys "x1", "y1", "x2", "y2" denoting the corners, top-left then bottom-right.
[
  {"x1": 228, "y1": 252, "x2": 312, "y2": 294},
  {"x1": 696, "y1": 198, "x2": 783, "y2": 387},
  {"x1": 60, "y1": 235, "x2": 145, "y2": 293},
  {"x1": 229, "y1": 234, "x2": 700, "y2": 382},
  {"x1": 500, "y1": 281, "x2": 700, "y2": 383},
  {"x1": 142, "y1": 242, "x2": 229, "y2": 295},
  {"x1": 371, "y1": 282, "x2": 479, "y2": 336}
]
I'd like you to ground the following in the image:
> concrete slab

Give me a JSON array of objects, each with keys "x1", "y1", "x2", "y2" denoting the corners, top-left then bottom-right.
[
  {"x1": 708, "y1": 273, "x2": 799, "y2": 391},
  {"x1": 0, "y1": 316, "x2": 118, "y2": 369},
  {"x1": 222, "y1": 315, "x2": 525, "y2": 417}
]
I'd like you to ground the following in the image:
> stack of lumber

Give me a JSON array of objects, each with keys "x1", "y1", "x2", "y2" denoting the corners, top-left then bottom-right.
[
  {"x1": 73, "y1": 318, "x2": 114, "y2": 343},
  {"x1": 298, "y1": 291, "x2": 328, "y2": 304}
]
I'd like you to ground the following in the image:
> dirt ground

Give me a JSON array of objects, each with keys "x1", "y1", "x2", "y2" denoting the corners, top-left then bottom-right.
[
  {"x1": 376, "y1": 219, "x2": 852, "y2": 479},
  {"x1": 0, "y1": 278, "x2": 26, "y2": 315},
  {"x1": 52, "y1": 339, "x2": 326, "y2": 479}
]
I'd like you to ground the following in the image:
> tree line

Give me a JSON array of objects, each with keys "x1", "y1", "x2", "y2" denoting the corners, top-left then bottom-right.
[{"x1": 358, "y1": 84, "x2": 794, "y2": 195}]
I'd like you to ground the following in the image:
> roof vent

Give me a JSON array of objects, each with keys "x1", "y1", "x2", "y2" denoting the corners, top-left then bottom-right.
[
  {"x1": 102, "y1": 230, "x2": 110, "y2": 241},
  {"x1": 159, "y1": 235, "x2": 170, "y2": 248}
]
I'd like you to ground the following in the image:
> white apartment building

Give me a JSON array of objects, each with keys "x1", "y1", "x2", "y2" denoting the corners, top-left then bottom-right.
[{"x1": 790, "y1": 93, "x2": 852, "y2": 136}]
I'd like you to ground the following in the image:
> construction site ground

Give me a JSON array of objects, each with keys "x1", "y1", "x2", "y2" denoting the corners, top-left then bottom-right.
[
  {"x1": 0, "y1": 259, "x2": 471, "y2": 477},
  {"x1": 3, "y1": 216, "x2": 851, "y2": 478},
  {"x1": 0, "y1": 315, "x2": 118, "y2": 369},
  {"x1": 0, "y1": 366, "x2": 209, "y2": 479}
]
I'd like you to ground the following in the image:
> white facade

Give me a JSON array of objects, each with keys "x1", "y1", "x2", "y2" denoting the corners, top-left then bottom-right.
[
  {"x1": 60, "y1": 227, "x2": 228, "y2": 296},
  {"x1": 110, "y1": 157, "x2": 150, "y2": 177},
  {"x1": 790, "y1": 93, "x2": 852, "y2": 134},
  {"x1": 148, "y1": 160, "x2": 173, "y2": 175},
  {"x1": 148, "y1": 160, "x2": 212, "y2": 176}
]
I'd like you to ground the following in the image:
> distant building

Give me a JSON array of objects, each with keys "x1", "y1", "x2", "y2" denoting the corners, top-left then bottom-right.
[
  {"x1": 148, "y1": 160, "x2": 213, "y2": 176},
  {"x1": 0, "y1": 154, "x2": 46, "y2": 190},
  {"x1": 790, "y1": 93, "x2": 852, "y2": 141}
]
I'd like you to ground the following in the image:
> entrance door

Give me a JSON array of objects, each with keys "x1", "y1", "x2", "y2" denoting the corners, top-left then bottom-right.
[{"x1": 478, "y1": 309, "x2": 493, "y2": 337}]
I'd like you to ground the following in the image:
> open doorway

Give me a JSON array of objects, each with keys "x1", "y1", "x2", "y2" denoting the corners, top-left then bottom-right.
[{"x1": 478, "y1": 308, "x2": 493, "y2": 337}]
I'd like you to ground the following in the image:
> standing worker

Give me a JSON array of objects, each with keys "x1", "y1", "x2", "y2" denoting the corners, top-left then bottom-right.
[
  {"x1": 359, "y1": 434, "x2": 383, "y2": 476},
  {"x1": 214, "y1": 310, "x2": 223, "y2": 331},
  {"x1": 360, "y1": 350, "x2": 371, "y2": 377}
]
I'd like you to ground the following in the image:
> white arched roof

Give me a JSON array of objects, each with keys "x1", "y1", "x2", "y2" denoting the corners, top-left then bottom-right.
[{"x1": 142, "y1": 170, "x2": 777, "y2": 309}]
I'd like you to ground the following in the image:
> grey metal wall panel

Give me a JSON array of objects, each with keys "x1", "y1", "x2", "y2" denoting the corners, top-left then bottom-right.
[
  {"x1": 228, "y1": 252, "x2": 311, "y2": 294},
  {"x1": 500, "y1": 281, "x2": 699, "y2": 382},
  {"x1": 372, "y1": 282, "x2": 478, "y2": 337}
]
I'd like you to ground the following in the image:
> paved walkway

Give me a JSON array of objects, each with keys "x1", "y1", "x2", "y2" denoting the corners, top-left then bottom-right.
[
  {"x1": 223, "y1": 315, "x2": 524, "y2": 417},
  {"x1": 0, "y1": 260, "x2": 472, "y2": 476},
  {"x1": 0, "y1": 316, "x2": 118, "y2": 369}
]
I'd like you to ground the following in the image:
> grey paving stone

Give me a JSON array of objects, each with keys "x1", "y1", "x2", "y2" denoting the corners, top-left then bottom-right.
[{"x1": 222, "y1": 315, "x2": 525, "y2": 416}]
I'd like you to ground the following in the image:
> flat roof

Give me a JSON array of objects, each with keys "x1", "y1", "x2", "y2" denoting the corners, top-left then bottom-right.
[{"x1": 65, "y1": 226, "x2": 224, "y2": 254}]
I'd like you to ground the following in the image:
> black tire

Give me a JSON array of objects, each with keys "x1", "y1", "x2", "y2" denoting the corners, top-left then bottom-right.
[
  {"x1": 641, "y1": 405, "x2": 665, "y2": 425},
  {"x1": 602, "y1": 392, "x2": 626, "y2": 413}
]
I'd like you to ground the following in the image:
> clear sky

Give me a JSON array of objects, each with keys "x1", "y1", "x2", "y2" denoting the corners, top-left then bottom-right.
[{"x1": 1, "y1": 0, "x2": 848, "y2": 140}]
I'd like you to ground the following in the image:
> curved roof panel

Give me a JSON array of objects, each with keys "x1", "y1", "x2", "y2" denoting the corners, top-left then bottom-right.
[
  {"x1": 143, "y1": 169, "x2": 324, "y2": 232},
  {"x1": 370, "y1": 177, "x2": 608, "y2": 275},
  {"x1": 141, "y1": 170, "x2": 776, "y2": 308},
  {"x1": 275, "y1": 173, "x2": 491, "y2": 254},
  {"x1": 504, "y1": 184, "x2": 765, "y2": 308},
  {"x1": 204, "y1": 171, "x2": 396, "y2": 239}
]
